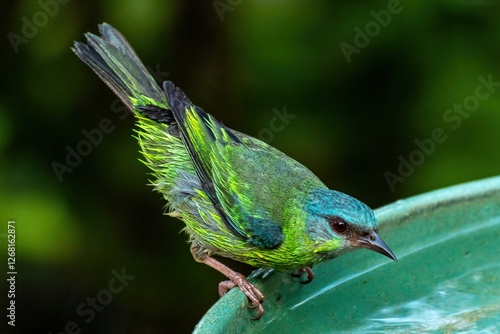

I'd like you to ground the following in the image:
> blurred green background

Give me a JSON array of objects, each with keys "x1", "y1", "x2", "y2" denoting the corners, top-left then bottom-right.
[{"x1": 1, "y1": 0, "x2": 499, "y2": 333}]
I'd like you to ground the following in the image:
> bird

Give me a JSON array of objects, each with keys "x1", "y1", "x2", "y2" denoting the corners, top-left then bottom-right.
[{"x1": 72, "y1": 23, "x2": 397, "y2": 320}]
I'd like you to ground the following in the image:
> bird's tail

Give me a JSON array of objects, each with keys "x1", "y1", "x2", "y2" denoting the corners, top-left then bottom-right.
[
  {"x1": 73, "y1": 23, "x2": 193, "y2": 203},
  {"x1": 72, "y1": 23, "x2": 169, "y2": 112}
]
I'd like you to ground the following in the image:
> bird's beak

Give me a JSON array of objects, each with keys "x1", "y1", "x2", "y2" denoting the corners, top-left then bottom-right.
[{"x1": 355, "y1": 232, "x2": 397, "y2": 262}]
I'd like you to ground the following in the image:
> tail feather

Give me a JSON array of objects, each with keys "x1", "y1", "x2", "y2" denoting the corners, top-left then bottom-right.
[
  {"x1": 73, "y1": 23, "x2": 189, "y2": 201},
  {"x1": 72, "y1": 23, "x2": 168, "y2": 111}
]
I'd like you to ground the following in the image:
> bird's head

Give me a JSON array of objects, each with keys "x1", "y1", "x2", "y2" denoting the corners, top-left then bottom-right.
[{"x1": 304, "y1": 189, "x2": 397, "y2": 262}]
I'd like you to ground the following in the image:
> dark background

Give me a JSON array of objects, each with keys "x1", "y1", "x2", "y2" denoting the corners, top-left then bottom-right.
[{"x1": 1, "y1": 1, "x2": 499, "y2": 333}]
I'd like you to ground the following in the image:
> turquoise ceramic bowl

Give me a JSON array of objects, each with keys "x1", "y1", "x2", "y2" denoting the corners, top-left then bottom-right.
[{"x1": 194, "y1": 176, "x2": 500, "y2": 333}]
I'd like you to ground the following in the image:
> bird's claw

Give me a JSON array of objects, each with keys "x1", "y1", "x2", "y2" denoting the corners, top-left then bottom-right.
[
  {"x1": 218, "y1": 273, "x2": 265, "y2": 320},
  {"x1": 291, "y1": 266, "x2": 315, "y2": 284}
]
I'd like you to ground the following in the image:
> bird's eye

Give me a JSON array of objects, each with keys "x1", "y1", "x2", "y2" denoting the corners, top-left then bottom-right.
[{"x1": 329, "y1": 217, "x2": 348, "y2": 234}]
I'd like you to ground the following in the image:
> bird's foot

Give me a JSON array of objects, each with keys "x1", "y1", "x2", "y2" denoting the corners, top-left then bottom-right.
[
  {"x1": 291, "y1": 266, "x2": 315, "y2": 284},
  {"x1": 218, "y1": 273, "x2": 265, "y2": 320},
  {"x1": 195, "y1": 255, "x2": 265, "y2": 320}
]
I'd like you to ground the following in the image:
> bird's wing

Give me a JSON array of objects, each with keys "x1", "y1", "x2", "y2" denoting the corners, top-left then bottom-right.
[{"x1": 164, "y1": 81, "x2": 286, "y2": 249}]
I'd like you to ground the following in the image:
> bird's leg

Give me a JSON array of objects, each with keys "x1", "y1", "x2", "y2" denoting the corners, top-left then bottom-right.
[
  {"x1": 191, "y1": 247, "x2": 264, "y2": 319},
  {"x1": 203, "y1": 257, "x2": 265, "y2": 319},
  {"x1": 291, "y1": 266, "x2": 315, "y2": 284}
]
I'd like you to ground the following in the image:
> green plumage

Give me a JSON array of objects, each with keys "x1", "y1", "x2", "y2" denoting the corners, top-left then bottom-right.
[{"x1": 73, "y1": 23, "x2": 396, "y2": 318}]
